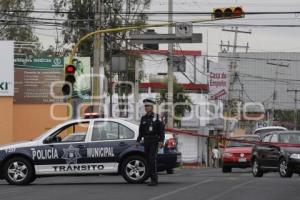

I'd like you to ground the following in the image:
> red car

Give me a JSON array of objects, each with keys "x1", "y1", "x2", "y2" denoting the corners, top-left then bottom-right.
[{"x1": 222, "y1": 135, "x2": 260, "y2": 173}]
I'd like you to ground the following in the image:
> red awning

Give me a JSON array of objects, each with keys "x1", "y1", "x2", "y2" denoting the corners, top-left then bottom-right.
[
  {"x1": 125, "y1": 50, "x2": 202, "y2": 57},
  {"x1": 139, "y1": 82, "x2": 208, "y2": 92}
]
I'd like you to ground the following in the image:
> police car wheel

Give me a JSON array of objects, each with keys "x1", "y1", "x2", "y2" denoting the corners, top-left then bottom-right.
[
  {"x1": 3, "y1": 157, "x2": 35, "y2": 185},
  {"x1": 121, "y1": 156, "x2": 149, "y2": 184}
]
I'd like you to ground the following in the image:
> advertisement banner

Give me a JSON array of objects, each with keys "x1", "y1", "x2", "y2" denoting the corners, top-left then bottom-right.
[
  {"x1": 209, "y1": 61, "x2": 229, "y2": 100},
  {"x1": 14, "y1": 57, "x2": 64, "y2": 103},
  {"x1": 64, "y1": 57, "x2": 91, "y2": 94},
  {"x1": 0, "y1": 41, "x2": 14, "y2": 96},
  {"x1": 14, "y1": 57, "x2": 91, "y2": 104}
]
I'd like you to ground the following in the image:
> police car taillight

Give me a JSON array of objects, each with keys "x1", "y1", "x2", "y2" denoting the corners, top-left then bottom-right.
[
  {"x1": 166, "y1": 138, "x2": 176, "y2": 148},
  {"x1": 84, "y1": 113, "x2": 100, "y2": 119}
]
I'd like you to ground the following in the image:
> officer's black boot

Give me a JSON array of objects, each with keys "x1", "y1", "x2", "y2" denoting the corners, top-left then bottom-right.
[{"x1": 148, "y1": 180, "x2": 158, "y2": 186}]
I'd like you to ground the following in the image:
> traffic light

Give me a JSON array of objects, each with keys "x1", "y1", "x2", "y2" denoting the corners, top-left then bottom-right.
[
  {"x1": 212, "y1": 7, "x2": 245, "y2": 19},
  {"x1": 62, "y1": 64, "x2": 76, "y2": 96}
]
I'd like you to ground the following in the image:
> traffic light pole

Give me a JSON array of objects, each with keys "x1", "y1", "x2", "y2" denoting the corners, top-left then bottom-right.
[
  {"x1": 92, "y1": 0, "x2": 100, "y2": 111},
  {"x1": 67, "y1": 17, "x2": 244, "y2": 64},
  {"x1": 99, "y1": 0, "x2": 105, "y2": 117},
  {"x1": 93, "y1": 0, "x2": 105, "y2": 116}
]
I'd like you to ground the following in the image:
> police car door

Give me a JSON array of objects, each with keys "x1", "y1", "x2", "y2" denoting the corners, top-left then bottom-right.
[
  {"x1": 87, "y1": 120, "x2": 135, "y2": 173},
  {"x1": 34, "y1": 121, "x2": 91, "y2": 175}
]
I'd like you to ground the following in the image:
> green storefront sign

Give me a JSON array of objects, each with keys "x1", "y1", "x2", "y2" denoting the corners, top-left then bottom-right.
[{"x1": 14, "y1": 57, "x2": 64, "y2": 69}]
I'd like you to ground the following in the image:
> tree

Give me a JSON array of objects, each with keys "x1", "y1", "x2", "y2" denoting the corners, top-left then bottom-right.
[
  {"x1": 53, "y1": 0, "x2": 151, "y2": 117},
  {"x1": 274, "y1": 110, "x2": 300, "y2": 130},
  {"x1": 53, "y1": 0, "x2": 150, "y2": 57},
  {"x1": 0, "y1": 0, "x2": 39, "y2": 42},
  {"x1": 159, "y1": 78, "x2": 192, "y2": 128}
]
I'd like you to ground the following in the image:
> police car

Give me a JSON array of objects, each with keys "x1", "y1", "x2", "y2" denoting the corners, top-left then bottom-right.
[{"x1": 0, "y1": 118, "x2": 181, "y2": 185}]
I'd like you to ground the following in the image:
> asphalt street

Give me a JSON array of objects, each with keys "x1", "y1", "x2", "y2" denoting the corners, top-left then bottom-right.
[{"x1": 0, "y1": 168, "x2": 299, "y2": 200}]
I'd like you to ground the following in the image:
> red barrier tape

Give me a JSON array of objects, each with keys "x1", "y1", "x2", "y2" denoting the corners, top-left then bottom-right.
[{"x1": 165, "y1": 128, "x2": 300, "y2": 148}]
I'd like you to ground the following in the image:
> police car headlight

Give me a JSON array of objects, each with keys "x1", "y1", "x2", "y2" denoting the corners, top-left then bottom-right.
[{"x1": 290, "y1": 153, "x2": 300, "y2": 159}]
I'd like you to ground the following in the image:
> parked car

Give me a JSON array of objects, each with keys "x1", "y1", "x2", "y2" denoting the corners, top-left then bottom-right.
[
  {"x1": 222, "y1": 135, "x2": 260, "y2": 173},
  {"x1": 159, "y1": 132, "x2": 180, "y2": 174},
  {"x1": 0, "y1": 118, "x2": 181, "y2": 185},
  {"x1": 254, "y1": 126, "x2": 287, "y2": 139},
  {"x1": 252, "y1": 131, "x2": 300, "y2": 178}
]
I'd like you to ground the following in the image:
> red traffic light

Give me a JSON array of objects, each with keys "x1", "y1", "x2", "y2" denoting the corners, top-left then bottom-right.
[
  {"x1": 233, "y1": 7, "x2": 243, "y2": 17},
  {"x1": 212, "y1": 7, "x2": 244, "y2": 19},
  {"x1": 65, "y1": 65, "x2": 76, "y2": 74},
  {"x1": 64, "y1": 64, "x2": 76, "y2": 85}
]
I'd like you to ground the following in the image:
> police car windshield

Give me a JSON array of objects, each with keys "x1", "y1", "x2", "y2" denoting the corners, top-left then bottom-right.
[{"x1": 34, "y1": 124, "x2": 62, "y2": 141}]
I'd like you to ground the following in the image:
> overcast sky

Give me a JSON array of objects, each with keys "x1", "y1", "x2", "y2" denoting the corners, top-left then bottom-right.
[{"x1": 35, "y1": 0, "x2": 300, "y2": 59}]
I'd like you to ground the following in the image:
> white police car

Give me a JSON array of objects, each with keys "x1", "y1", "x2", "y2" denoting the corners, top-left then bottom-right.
[{"x1": 0, "y1": 118, "x2": 181, "y2": 185}]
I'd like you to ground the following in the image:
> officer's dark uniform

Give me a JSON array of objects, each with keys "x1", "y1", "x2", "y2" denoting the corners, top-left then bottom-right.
[{"x1": 137, "y1": 99, "x2": 165, "y2": 186}]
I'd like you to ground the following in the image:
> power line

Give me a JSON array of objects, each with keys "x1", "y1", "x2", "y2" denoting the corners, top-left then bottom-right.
[
  {"x1": 208, "y1": 54, "x2": 300, "y2": 62},
  {"x1": 2, "y1": 10, "x2": 300, "y2": 15}
]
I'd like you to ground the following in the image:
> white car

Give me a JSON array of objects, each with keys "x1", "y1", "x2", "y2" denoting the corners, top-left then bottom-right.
[{"x1": 254, "y1": 126, "x2": 288, "y2": 138}]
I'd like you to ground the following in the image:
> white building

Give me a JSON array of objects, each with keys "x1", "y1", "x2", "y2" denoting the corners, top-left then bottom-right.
[{"x1": 107, "y1": 49, "x2": 211, "y2": 165}]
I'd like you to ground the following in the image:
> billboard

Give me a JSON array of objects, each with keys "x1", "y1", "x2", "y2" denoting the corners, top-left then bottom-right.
[
  {"x1": 0, "y1": 41, "x2": 14, "y2": 96},
  {"x1": 14, "y1": 57, "x2": 91, "y2": 104},
  {"x1": 14, "y1": 57, "x2": 64, "y2": 103},
  {"x1": 65, "y1": 57, "x2": 91, "y2": 93},
  {"x1": 208, "y1": 61, "x2": 229, "y2": 100}
]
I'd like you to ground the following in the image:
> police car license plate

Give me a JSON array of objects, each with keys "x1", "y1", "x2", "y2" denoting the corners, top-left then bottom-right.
[
  {"x1": 177, "y1": 154, "x2": 182, "y2": 162},
  {"x1": 238, "y1": 158, "x2": 247, "y2": 162}
]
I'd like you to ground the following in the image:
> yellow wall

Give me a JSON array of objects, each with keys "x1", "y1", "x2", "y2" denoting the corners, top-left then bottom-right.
[
  {"x1": 0, "y1": 100, "x2": 90, "y2": 143},
  {"x1": 0, "y1": 97, "x2": 14, "y2": 144},
  {"x1": 13, "y1": 104, "x2": 68, "y2": 141}
]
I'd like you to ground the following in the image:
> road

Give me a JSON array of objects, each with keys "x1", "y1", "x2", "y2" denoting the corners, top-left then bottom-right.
[{"x1": 0, "y1": 168, "x2": 299, "y2": 200}]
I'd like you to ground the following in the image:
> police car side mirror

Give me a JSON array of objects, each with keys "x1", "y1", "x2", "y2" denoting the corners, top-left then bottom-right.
[
  {"x1": 44, "y1": 136, "x2": 62, "y2": 144},
  {"x1": 43, "y1": 138, "x2": 52, "y2": 144},
  {"x1": 56, "y1": 136, "x2": 62, "y2": 142}
]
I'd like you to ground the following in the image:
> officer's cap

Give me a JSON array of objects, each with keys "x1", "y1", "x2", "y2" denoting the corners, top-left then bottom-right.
[{"x1": 143, "y1": 98, "x2": 156, "y2": 105}]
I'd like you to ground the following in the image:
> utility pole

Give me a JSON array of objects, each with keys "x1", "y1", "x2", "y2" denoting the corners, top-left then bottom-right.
[
  {"x1": 93, "y1": 0, "x2": 105, "y2": 116},
  {"x1": 93, "y1": 0, "x2": 104, "y2": 116},
  {"x1": 167, "y1": 0, "x2": 174, "y2": 128},
  {"x1": 287, "y1": 89, "x2": 300, "y2": 130},
  {"x1": 267, "y1": 62, "x2": 289, "y2": 125},
  {"x1": 134, "y1": 59, "x2": 140, "y2": 122},
  {"x1": 93, "y1": 0, "x2": 100, "y2": 113},
  {"x1": 221, "y1": 27, "x2": 251, "y2": 135},
  {"x1": 99, "y1": 0, "x2": 105, "y2": 116},
  {"x1": 193, "y1": 55, "x2": 197, "y2": 83}
]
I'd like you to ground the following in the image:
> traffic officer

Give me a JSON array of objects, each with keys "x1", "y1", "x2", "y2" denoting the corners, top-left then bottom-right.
[{"x1": 137, "y1": 98, "x2": 165, "y2": 186}]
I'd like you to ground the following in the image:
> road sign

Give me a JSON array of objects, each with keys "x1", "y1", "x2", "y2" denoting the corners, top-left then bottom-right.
[
  {"x1": 175, "y1": 22, "x2": 193, "y2": 37},
  {"x1": 172, "y1": 56, "x2": 186, "y2": 72},
  {"x1": 129, "y1": 33, "x2": 202, "y2": 44},
  {"x1": 111, "y1": 55, "x2": 127, "y2": 72}
]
